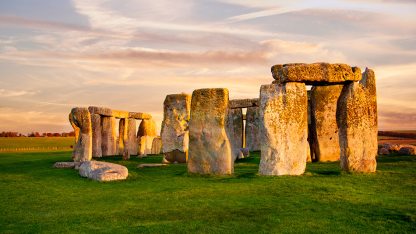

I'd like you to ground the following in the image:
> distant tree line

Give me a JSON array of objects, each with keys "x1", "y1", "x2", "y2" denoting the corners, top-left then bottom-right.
[{"x1": 0, "y1": 131, "x2": 75, "y2": 137}]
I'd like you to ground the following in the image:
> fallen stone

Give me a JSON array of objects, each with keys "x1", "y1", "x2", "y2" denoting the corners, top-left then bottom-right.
[
  {"x1": 161, "y1": 94, "x2": 191, "y2": 163},
  {"x1": 69, "y1": 107, "x2": 92, "y2": 162},
  {"x1": 229, "y1": 98, "x2": 259, "y2": 109},
  {"x1": 398, "y1": 145, "x2": 416, "y2": 155},
  {"x1": 90, "y1": 113, "x2": 102, "y2": 158},
  {"x1": 53, "y1": 162, "x2": 81, "y2": 169},
  {"x1": 137, "y1": 163, "x2": 168, "y2": 168},
  {"x1": 271, "y1": 63, "x2": 361, "y2": 85},
  {"x1": 101, "y1": 116, "x2": 117, "y2": 156},
  {"x1": 310, "y1": 85, "x2": 343, "y2": 162},
  {"x1": 79, "y1": 161, "x2": 128, "y2": 182},
  {"x1": 245, "y1": 107, "x2": 261, "y2": 151},
  {"x1": 337, "y1": 68, "x2": 378, "y2": 173},
  {"x1": 188, "y1": 88, "x2": 233, "y2": 175},
  {"x1": 258, "y1": 83, "x2": 308, "y2": 176},
  {"x1": 226, "y1": 108, "x2": 244, "y2": 161}
]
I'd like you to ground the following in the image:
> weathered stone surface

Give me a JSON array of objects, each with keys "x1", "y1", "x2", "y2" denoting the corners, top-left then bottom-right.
[
  {"x1": 88, "y1": 106, "x2": 113, "y2": 117},
  {"x1": 226, "y1": 108, "x2": 244, "y2": 161},
  {"x1": 398, "y1": 145, "x2": 416, "y2": 155},
  {"x1": 69, "y1": 108, "x2": 92, "y2": 162},
  {"x1": 229, "y1": 98, "x2": 259, "y2": 109},
  {"x1": 137, "y1": 119, "x2": 157, "y2": 137},
  {"x1": 163, "y1": 150, "x2": 187, "y2": 163},
  {"x1": 90, "y1": 113, "x2": 102, "y2": 158},
  {"x1": 69, "y1": 113, "x2": 80, "y2": 144},
  {"x1": 129, "y1": 112, "x2": 152, "y2": 120},
  {"x1": 310, "y1": 85, "x2": 343, "y2": 162},
  {"x1": 161, "y1": 94, "x2": 191, "y2": 162},
  {"x1": 138, "y1": 136, "x2": 156, "y2": 156},
  {"x1": 127, "y1": 118, "x2": 137, "y2": 155},
  {"x1": 382, "y1": 143, "x2": 400, "y2": 153},
  {"x1": 271, "y1": 63, "x2": 361, "y2": 85},
  {"x1": 259, "y1": 83, "x2": 308, "y2": 176},
  {"x1": 151, "y1": 137, "x2": 162, "y2": 155},
  {"x1": 188, "y1": 88, "x2": 233, "y2": 175},
  {"x1": 118, "y1": 118, "x2": 128, "y2": 155},
  {"x1": 337, "y1": 68, "x2": 378, "y2": 173},
  {"x1": 245, "y1": 106, "x2": 261, "y2": 151},
  {"x1": 53, "y1": 162, "x2": 81, "y2": 169},
  {"x1": 239, "y1": 147, "x2": 250, "y2": 159},
  {"x1": 101, "y1": 116, "x2": 117, "y2": 156},
  {"x1": 79, "y1": 161, "x2": 128, "y2": 182}
]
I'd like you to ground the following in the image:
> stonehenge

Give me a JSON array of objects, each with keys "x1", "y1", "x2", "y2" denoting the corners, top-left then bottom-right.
[
  {"x1": 69, "y1": 106, "x2": 155, "y2": 161},
  {"x1": 69, "y1": 62, "x2": 378, "y2": 176},
  {"x1": 69, "y1": 107, "x2": 92, "y2": 162},
  {"x1": 187, "y1": 88, "x2": 233, "y2": 175},
  {"x1": 161, "y1": 94, "x2": 191, "y2": 163}
]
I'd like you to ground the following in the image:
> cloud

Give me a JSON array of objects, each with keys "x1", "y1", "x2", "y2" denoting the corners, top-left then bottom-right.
[{"x1": 0, "y1": 89, "x2": 37, "y2": 97}]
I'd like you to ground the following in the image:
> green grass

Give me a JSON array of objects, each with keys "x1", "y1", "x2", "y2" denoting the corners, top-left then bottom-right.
[
  {"x1": 0, "y1": 151, "x2": 415, "y2": 233},
  {"x1": 0, "y1": 137, "x2": 74, "y2": 151}
]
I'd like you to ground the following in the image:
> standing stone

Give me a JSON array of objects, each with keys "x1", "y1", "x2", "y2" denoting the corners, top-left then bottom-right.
[
  {"x1": 118, "y1": 118, "x2": 128, "y2": 155},
  {"x1": 101, "y1": 116, "x2": 117, "y2": 156},
  {"x1": 245, "y1": 107, "x2": 261, "y2": 151},
  {"x1": 151, "y1": 137, "x2": 162, "y2": 154},
  {"x1": 137, "y1": 119, "x2": 157, "y2": 156},
  {"x1": 259, "y1": 83, "x2": 308, "y2": 176},
  {"x1": 161, "y1": 94, "x2": 191, "y2": 163},
  {"x1": 310, "y1": 85, "x2": 343, "y2": 162},
  {"x1": 137, "y1": 119, "x2": 157, "y2": 137},
  {"x1": 188, "y1": 88, "x2": 233, "y2": 175},
  {"x1": 226, "y1": 108, "x2": 243, "y2": 161},
  {"x1": 90, "y1": 113, "x2": 102, "y2": 157},
  {"x1": 69, "y1": 113, "x2": 80, "y2": 144},
  {"x1": 69, "y1": 107, "x2": 92, "y2": 162},
  {"x1": 127, "y1": 118, "x2": 137, "y2": 155},
  {"x1": 337, "y1": 68, "x2": 378, "y2": 173}
]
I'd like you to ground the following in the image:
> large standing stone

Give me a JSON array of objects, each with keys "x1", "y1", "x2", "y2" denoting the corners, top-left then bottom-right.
[
  {"x1": 127, "y1": 118, "x2": 137, "y2": 155},
  {"x1": 337, "y1": 68, "x2": 378, "y2": 173},
  {"x1": 118, "y1": 118, "x2": 128, "y2": 155},
  {"x1": 271, "y1": 63, "x2": 361, "y2": 85},
  {"x1": 137, "y1": 119, "x2": 157, "y2": 137},
  {"x1": 259, "y1": 83, "x2": 308, "y2": 176},
  {"x1": 101, "y1": 116, "x2": 117, "y2": 156},
  {"x1": 161, "y1": 94, "x2": 191, "y2": 163},
  {"x1": 138, "y1": 136, "x2": 156, "y2": 156},
  {"x1": 226, "y1": 108, "x2": 244, "y2": 161},
  {"x1": 69, "y1": 108, "x2": 92, "y2": 162},
  {"x1": 79, "y1": 161, "x2": 128, "y2": 182},
  {"x1": 68, "y1": 113, "x2": 79, "y2": 144},
  {"x1": 90, "y1": 113, "x2": 102, "y2": 158},
  {"x1": 310, "y1": 85, "x2": 343, "y2": 162},
  {"x1": 151, "y1": 137, "x2": 162, "y2": 155},
  {"x1": 245, "y1": 107, "x2": 261, "y2": 151},
  {"x1": 188, "y1": 88, "x2": 233, "y2": 175}
]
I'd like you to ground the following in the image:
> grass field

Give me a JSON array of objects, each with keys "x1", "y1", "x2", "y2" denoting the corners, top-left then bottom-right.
[
  {"x1": 0, "y1": 151, "x2": 415, "y2": 233},
  {"x1": 0, "y1": 137, "x2": 74, "y2": 151}
]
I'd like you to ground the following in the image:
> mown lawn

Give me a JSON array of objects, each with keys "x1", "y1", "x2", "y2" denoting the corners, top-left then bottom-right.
[
  {"x1": 0, "y1": 151, "x2": 415, "y2": 233},
  {"x1": 0, "y1": 137, "x2": 74, "y2": 151}
]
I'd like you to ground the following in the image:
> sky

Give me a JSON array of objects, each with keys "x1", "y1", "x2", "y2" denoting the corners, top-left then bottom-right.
[{"x1": 0, "y1": 0, "x2": 415, "y2": 134}]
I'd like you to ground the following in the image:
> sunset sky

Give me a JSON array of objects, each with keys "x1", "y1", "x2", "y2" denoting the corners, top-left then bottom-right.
[{"x1": 0, "y1": 0, "x2": 415, "y2": 134}]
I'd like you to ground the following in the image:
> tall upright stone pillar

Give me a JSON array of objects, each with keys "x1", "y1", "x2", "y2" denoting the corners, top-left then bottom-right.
[
  {"x1": 127, "y1": 118, "x2": 137, "y2": 155},
  {"x1": 90, "y1": 113, "x2": 102, "y2": 157},
  {"x1": 101, "y1": 116, "x2": 117, "y2": 156},
  {"x1": 310, "y1": 85, "x2": 343, "y2": 162},
  {"x1": 69, "y1": 107, "x2": 92, "y2": 162},
  {"x1": 118, "y1": 118, "x2": 128, "y2": 155},
  {"x1": 226, "y1": 108, "x2": 243, "y2": 161},
  {"x1": 258, "y1": 83, "x2": 308, "y2": 176},
  {"x1": 188, "y1": 88, "x2": 233, "y2": 175},
  {"x1": 245, "y1": 107, "x2": 261, "y2": 151},
  {"x1": 337, "y1": 68, "x2": 378, "y2": 173},
  {"x1": 161, "y1": 94, "x2": 191, "y2": 163},
  {"x1": 137, "y1": 119, "x2": 157, "y2": 156}
]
